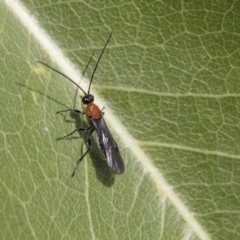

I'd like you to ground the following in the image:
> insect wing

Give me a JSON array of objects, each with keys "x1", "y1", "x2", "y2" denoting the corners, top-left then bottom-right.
[{"x1": 92, "y1": 115, "x2": 125, "y2": 174}]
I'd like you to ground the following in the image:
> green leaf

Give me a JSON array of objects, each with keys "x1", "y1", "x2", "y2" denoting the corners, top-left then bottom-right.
[{"x1": 1, "y1": 0, "x2": 240, "y2": 239}]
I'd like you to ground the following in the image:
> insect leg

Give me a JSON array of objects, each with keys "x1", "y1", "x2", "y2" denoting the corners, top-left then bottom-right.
[
  {"x1": 57, "y1": 127, "x2": 91, "y2": 140},
  {"x1": 71, "y1": 127, "x2": 95, "y2": 177},
  {"x1": 57, "y1": 109, "x2": 83, "y2": 114}
]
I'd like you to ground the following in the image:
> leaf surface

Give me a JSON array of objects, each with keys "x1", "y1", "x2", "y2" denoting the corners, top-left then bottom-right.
[{"x1": 1, "y1": 1, "x2": 240, "y2": 239}]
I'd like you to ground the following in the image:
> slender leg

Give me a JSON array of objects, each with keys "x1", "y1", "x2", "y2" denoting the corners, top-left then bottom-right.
[
  {"x1": 57, "y1": 109, "x2": 84, "y2": 114},
  {"x1": 71, "y1": 127, "x2": 95, "y2": 177},
  {"x1": 57, "y1": 126, "x2": 91, "y2": 140}
]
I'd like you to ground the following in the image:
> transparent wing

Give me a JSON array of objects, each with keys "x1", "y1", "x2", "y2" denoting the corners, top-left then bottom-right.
[{"x1": 92, "y1": 116, "x2": 125, "y2": 174}]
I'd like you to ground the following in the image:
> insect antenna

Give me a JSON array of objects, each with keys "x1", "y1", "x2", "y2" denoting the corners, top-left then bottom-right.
[
  {"x1": 36, "y1": 61, "x2": 87, "y2": 96},
  {"x1": 87, "y1": 30, "x2": 113, "y2": 94}
]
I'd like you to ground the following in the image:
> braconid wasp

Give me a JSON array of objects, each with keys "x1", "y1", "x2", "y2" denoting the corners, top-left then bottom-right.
[{"x1": 37, "y1": 31, "x2": 125, "y2": 176}]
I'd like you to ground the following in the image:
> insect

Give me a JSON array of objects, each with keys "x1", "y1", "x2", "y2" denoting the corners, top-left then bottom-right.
[{"x1": 37, "y1": 31, "x2": 125, "y2": 176}]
